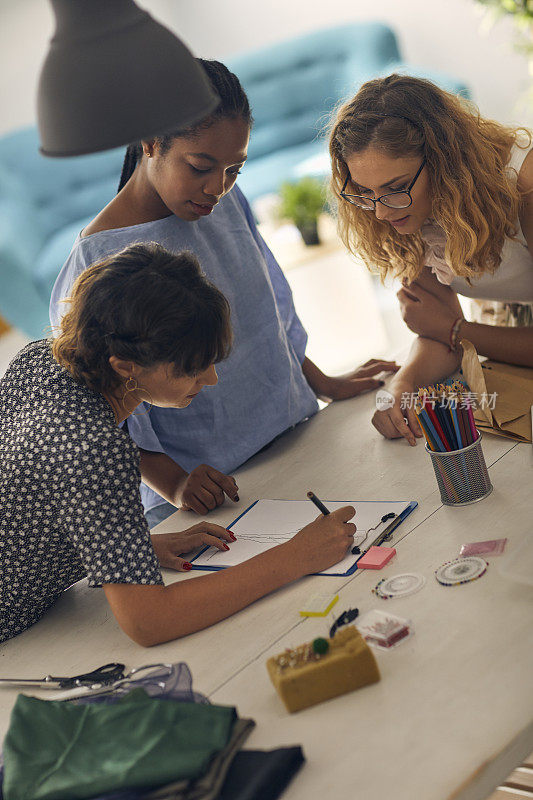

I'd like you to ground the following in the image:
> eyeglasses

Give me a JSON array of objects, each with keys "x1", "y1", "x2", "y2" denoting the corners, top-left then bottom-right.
[{"x1": 340, "y1": 158, "x2": 426, "y2": 210}]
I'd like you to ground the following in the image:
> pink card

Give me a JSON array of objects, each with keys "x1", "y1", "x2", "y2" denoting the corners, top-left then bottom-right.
[
  {"x1": 357, "y1": 546, "x2": 396, "y2": 570},
  {"x1": 459, "y1": 539, "x2": 507, "y2": 557}
]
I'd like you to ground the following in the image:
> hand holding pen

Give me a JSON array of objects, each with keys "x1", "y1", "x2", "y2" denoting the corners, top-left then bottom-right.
[
  {"x1": 295, "y1": 491, "x2": 356, "y2": 571},
  {"x1": 307, "y1": 491, "x2": 331, "y2": 515}
]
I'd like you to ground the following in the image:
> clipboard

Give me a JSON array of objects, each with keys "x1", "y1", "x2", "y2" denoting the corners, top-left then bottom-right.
[{"x1": 189, "y1": 499, "x2": 418, "y2": 577}]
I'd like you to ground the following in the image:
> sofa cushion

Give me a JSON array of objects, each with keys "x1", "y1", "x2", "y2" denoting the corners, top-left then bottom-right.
[
  {"x1": 0, "y1": 163, "x2": 45, "y2": 269},
  {"x1": 378, "y1": 62, "x2": 470, "y2": 98},
  {"x1": 0, "y1": 127, "x2": 124, "y2": 241},
  {"x1": 227, "y1": 23, "x2": 471, "y2": 200},
  {"x1": 228, "y1": 23, "x2": 401, "y2": 160},
  {"x1": 237, "y1": 140, "x2": 327, "y2": 202},
  {"x1": 34, "y1": 218, "x2": 93, "y2": 305}
]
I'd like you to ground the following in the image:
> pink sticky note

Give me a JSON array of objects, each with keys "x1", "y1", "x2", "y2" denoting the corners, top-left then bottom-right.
[{"x1": 357, "y1": 546, "x2": 396, "y2": 570}]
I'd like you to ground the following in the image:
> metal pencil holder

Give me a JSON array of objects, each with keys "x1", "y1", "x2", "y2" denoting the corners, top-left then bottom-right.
[{"x1": 425, "y1": 432, "x2": 493, "y2": 506}]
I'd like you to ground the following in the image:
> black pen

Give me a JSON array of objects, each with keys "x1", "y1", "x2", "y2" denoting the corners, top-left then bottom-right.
[{"x1": 307, "y1": 491, "x2": 330, "y2": 515}]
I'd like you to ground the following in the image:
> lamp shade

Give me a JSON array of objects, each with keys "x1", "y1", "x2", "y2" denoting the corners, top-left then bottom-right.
[{"x1": 37, "y1": 0, "x2": 219, "y2": 157}]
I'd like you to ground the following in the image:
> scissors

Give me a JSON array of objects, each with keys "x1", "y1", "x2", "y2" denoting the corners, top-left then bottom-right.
[
  {"x1": 0, "y1": 661, "x2": 173, "y2": 691},
  {"x1": 0, "y1": 662, "x2": 179, "y2": 702},
  {"x1": 59, "y1": 663, "x2": 175, "y2": 701},
  {"x1": 0, "y1": 662, "x2": 127, "y2": 690}
]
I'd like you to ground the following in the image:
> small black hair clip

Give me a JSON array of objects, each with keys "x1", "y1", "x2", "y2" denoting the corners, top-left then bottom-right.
[{"x1": 329, "y1": 607, "x2": 359, "y2": 638}]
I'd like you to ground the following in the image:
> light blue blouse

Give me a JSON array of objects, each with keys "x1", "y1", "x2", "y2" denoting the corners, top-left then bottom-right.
[{"x1": 50, "y1": 186, "x2": 319, "y2": 511}]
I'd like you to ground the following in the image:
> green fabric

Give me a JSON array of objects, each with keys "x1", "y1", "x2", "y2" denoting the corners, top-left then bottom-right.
[{"x1": 3, "y1": 690, "x2": 236, "y2": 800}]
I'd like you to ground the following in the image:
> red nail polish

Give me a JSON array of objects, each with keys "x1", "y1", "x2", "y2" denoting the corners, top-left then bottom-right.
[
  {"x1": 222, "y1": 543, "x2": 230, "y2": 550},
  {"x1": 182, "y1": 562, "x2": 192, "y2": 571},
  {"x1": 229, "y1": 533, "x2": 237, "y2": 541}
]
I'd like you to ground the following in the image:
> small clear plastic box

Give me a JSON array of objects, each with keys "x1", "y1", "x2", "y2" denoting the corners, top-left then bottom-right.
[{"x1": 356, "y1": 609, "x2": 412, "y2": 650}]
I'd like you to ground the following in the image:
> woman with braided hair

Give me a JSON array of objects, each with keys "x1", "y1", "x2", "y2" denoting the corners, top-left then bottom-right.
[{"x1": 51, "y1": 59, "x2": 396, "y2": 525}]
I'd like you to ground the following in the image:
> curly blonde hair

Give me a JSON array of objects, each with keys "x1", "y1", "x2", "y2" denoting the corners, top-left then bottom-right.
[{"x1": 328, "y1": 74, "x2": 530, "y2": 284}]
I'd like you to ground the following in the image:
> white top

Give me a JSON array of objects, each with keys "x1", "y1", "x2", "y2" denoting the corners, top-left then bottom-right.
[{"x1": 422, "y1": 136, "x2": 533, "y2": 302}]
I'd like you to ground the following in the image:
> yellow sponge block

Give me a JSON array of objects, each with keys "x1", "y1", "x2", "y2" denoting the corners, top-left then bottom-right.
[{"x1": 266, "y1": 626, "x2": 380, "y2": 713}]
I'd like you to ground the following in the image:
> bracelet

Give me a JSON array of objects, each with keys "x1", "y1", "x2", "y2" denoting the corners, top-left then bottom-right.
[{"x1": 449, "y1": 317, "x2": 464, "y2": 352}]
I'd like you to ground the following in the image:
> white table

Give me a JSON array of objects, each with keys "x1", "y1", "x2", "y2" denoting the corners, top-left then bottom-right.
[{"x1": 0, "y1": 391, "x2": 531, "y2": 800}]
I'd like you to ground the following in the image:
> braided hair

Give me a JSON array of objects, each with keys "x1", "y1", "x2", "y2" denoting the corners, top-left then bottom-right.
[{"x1": 117, "y1": 59, "x2": 252, "y2": 192}]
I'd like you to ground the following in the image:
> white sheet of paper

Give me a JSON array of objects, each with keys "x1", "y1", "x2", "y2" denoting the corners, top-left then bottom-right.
[{"x1": 191, "y1": 499, "x2": 413, "y2": 575}]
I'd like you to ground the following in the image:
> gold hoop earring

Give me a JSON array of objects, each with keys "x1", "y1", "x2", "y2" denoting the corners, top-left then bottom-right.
[{"x1": 121, "y1": 377, "x2": 153, "y2": 416}]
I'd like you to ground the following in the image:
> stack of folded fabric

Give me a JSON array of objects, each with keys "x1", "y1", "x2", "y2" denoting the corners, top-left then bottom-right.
[{"x1": 1, "y1": 664, "x2": 304, "y2": 800}]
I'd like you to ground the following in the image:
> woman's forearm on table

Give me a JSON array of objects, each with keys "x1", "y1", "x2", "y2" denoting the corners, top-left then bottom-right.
[
  {"x1": 104, "y1": 541, "x2": 303, "y2": 646},
  {"x1": 393, "y1": 336, "x2": 461, "y2": 389},
  {"x1": 459, "y1": 321, "x2": 533, "y2": 367}
]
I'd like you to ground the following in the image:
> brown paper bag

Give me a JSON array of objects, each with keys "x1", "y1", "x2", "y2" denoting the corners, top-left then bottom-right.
[{"x1": 460, "y1": 339, "x2": 533, "y2": 442}]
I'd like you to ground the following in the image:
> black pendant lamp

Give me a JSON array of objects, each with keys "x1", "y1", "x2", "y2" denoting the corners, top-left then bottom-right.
[{"x1": 37, "y1": 0, "x2": 219, "y2": 157}]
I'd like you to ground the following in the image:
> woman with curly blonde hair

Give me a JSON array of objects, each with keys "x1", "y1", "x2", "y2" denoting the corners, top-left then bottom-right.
[{"x1": 329, "y1": 73, "x2": 533, "y2": 445}]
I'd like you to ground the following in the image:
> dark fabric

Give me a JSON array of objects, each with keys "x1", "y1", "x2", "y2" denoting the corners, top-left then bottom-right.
[
  {"x1": 0, "y1": 742, "x2": 303, "y2": 800},
  {"x1": 140, "y1": 718, "x2": 254, "y2": 800},
  {"x1": 217, "y1": 747, "x2": 305, "y2": 800}
]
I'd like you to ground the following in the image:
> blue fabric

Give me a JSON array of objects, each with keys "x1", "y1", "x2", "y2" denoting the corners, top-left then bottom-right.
[
  {"x1": 35, "y1": 217, "x2": 93, "y2": 307},
  {"x1": 50, "y1": 186, "x2": 319, "y2": 512},
  {"x1": 145, "y1": 503, "x2": 176, "y2": 530}
]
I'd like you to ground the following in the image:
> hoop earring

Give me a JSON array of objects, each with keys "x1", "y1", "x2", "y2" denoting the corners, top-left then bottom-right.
[{"x1": 121, "y1": 377, "x2": 153, "y2": 416}]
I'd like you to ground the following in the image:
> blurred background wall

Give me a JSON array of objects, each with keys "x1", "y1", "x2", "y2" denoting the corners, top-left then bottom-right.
[
  {"x1": 0, "y1": 0, "x2": 531, "y2": 138},
  {"x1": 0, "y1": 0, "x2": 530, "y2": 373}
]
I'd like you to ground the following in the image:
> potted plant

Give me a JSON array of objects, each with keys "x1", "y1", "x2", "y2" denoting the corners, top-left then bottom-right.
[
  {"x1": 474, "y1": 0, "x2": 533, "y2": 105},
  {"x1": 278, "y1": 177, "x2": 326, "y2": 245}
]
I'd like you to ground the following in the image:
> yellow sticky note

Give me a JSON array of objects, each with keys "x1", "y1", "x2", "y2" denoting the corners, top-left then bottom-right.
[{"x1": 299, "y1": 593, "x2": 339, "y2": 617}]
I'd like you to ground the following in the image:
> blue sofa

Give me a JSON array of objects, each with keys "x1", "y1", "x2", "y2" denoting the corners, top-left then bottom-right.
[
  {"x1": 0, "y1": 21, "x2": 469, "y2": 338},
  {"x1": 0, "y1": 127, "x2": 125, "y2": 339},
  {"x1": 227, "y1": 22, "x2": 469, "y2": 201}
]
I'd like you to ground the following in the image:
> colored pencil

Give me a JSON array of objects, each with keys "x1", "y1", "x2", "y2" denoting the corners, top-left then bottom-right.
[
  {"x1": 424, "y1": 401, "x2": 452, "y2": 452},
  {"x1": 415, "y1": 382, "x2": 479, "y2": 454},
  {"x1": 416, "y1": 408, "x2": 437, "y2": 451},
  {"x1": 416, "y1": 402, "x2": 446, "y2": 451},
  {"x1": 465, "y1": 403, "x2": 478, "y2": 443},
  {"x1": 437, "y1": 398, "x2": 457, "y2": 450},
  {"x1": 446, "y1": 404, "x2": 460, "y2": 450},
  {"x1": 457, "y1": 404, "x2": 470, "y2": 446},
  {"x1": 449, "y1": 402, "x2": 463, "y2": 449}
]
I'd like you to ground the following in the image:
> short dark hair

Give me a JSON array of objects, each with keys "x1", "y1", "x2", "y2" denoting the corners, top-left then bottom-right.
[
  {"x1": 118, "y1": 59, "x2": 252, "y2": 191},
  {"x1": 53, "y1": 243, "x2": 232, "y2": 394}
]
